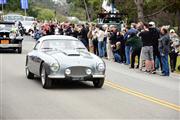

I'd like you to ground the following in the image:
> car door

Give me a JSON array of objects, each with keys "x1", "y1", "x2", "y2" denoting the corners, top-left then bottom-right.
[{"x1": 28, "y1": 42, "x2": 41, "y2": 75}]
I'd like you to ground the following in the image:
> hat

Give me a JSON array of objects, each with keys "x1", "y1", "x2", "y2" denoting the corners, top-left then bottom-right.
[
  {"x1": 170, "y1": 29, "x2": 175, "y2": 33},
  {"x1": 102, "y1": 24, "x2": 108, "y2": 28},
  {"x1": 109, "y1": 25, "x2": 116, "y2": 28},
  {"x1": 131, "y1": 23, "x2": 136, "y2": 28},
  {"x1": 149, "y1": 21, "x2": 155, "y2": 28}
]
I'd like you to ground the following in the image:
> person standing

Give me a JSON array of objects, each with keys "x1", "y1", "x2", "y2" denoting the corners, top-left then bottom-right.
[
  {"x1": 139, "y1": 23, "x2": 155, "y2": 73},
  {"x1": 79, "y1": 24, "x2": 89, "y2": 49},
  {"x1": 92, "y1": 25, "x2": 99, "y2": 55},
  {"x1": 149, "y1": 22, "x2": 161, "y2": 72},
  {"x1": 95, "y1": 25, "x2": 105, "y2": 58},
  {"x1": 158, "y1": 27, "x2": 171, "y2": 76},
  {"x1": 126, "y1": 33, "x2": 142, "y2": 68},
  {"x1": 124, "y1": 23, "x2": 138, "y2": 65},
  {"x1": 104, "y1": 25, "x2": 114, "y2": 61},
  {"x1": 87, "y1": 24, "x2": 94, "y2": 53},
  {"x1": 169, "y1": 29, "x2": 180, "y2": 72}
]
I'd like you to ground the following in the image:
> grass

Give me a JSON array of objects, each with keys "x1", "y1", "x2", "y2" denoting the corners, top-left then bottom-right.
[{"x1": 175, "y1": 56, "x2": 180, "y2": 73}]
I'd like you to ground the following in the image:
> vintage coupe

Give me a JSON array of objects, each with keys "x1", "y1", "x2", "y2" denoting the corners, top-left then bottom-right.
[
  {"x1": 0, "y1": 22, "x2": 23, "y2": 53},
  {"x1": 25, "y1": 35, "x2": 105, "y2": 89}
]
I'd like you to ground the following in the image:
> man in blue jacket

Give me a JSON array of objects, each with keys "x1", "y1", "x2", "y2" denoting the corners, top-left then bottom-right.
[{"x1": 124, "y1": 23, "x2": 138, "y2": 65}]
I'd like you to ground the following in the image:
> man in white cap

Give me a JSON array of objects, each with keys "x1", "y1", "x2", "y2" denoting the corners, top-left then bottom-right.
[
  {"x1": 149, "y1": 21, "x2": 161, "y2": 73},
  {"x1": 149, "y1": 21, "x2": 155, "y2": 28}
]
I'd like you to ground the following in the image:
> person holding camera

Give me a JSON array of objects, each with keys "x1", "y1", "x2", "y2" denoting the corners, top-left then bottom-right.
[
  {"x1": 169, "y1": 29, "x2": 180, "y2": 72},
  {"x1": 94, "y1": 25, "x2": 105, "y2": 58}
]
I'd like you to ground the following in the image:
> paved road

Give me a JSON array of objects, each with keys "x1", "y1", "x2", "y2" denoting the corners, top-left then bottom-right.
[{"x1": 0, "y1": 36, "x2": 180, "y2": 120}]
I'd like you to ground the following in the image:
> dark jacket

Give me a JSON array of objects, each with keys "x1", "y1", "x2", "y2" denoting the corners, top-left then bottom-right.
[
  {"x1": 149, "y1": 27, "x2": 160, "y2": 51},
  {"x1": 117, "y1": 34, "x2": 125, "y2": 50},
  {"x1": 109, "y1": 31, "x2": 117, "y2": 45},
  {"x1": 64, "y1": 27, "x2": 72, "y2": 36},
  {"x1": 126, "y1": 35, "x2": 142, "y2": 51},
  {"x1": 124, "y1": 28, "x2": 138, "y2": 41},
  {"x1": 158, "y1": 34, "x2": 170, "y2": 55}
]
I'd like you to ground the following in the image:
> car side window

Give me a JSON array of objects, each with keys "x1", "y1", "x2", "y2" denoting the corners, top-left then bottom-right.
[{"x1": 34, "y1": 42, "x2": 40, "y2": 50}]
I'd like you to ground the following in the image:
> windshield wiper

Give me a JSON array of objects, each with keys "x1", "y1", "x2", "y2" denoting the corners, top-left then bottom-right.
[
  {"x1": 41, "y1": 48, "x2": 53, "y2": 50},
  {"x1": 76, "y1": 47, "x2": 86, "y2": 50}
]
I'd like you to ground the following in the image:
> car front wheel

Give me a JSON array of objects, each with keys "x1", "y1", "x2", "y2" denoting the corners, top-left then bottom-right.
[
  {"x1": 93, "y1": 78, "x2": 104, "y2": 88},
  {"x1": 17, "y1": 47, "x2": 22, "y2": 53},
  {"x1": 41, "y1": 64, "x2": 52, "y2": 89},
  {"x1": 26, "y1": 67, "x2": 34, "y2": 79}
]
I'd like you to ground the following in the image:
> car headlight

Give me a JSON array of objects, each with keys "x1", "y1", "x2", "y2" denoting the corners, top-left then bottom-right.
[
  {"x1": 9, "y1": 33, "x2": 16, "y2": 39},
  {"x1": 86, "y1": 69, "x2": 92, "y2": 75},
  {"x1": 50, "y1": 63, "x2": 59, "y2": 72},
  {"x1": 97, "y1": 63, "x2": 105, "y2": 72},
  {"x1": 65, "y1": 69, "x2": 71, "y2": 75}
]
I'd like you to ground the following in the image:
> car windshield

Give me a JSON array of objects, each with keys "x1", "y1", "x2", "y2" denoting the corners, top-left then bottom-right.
[
  {"x1": 24, "y1": 17, "x2": 34, "y2": 21},
  {"x1": 22, "y1": 21, "x2": 33, "y2": 26},
  {"x1": 4, "y1": 15, "x2": 24, "y2": 21},
  {"x1": 0, "y1": 24, "x2": 14, "y2": 31},
  {"x1": 40, "y1": 39, "x2": 87, "y2": 51}
]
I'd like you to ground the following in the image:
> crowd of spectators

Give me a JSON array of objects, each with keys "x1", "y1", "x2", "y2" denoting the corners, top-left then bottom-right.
[{"x1": 31, "y1": 20, "x2": 180, "y2": 76}]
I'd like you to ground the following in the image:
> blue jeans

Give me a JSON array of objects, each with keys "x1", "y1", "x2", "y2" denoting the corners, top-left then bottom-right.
[
  {"x1": 98, "y1": 41, "x2": 105, "y2": 58},
  {"x1": 114, "y1": 52, "x2": 121, "y2": 63},
  {"x1": 161, "y1": 54, "x2": 170, "y2": 76},
  {"x1": 125, "y1": 46, "x2": 131, "y2": 64},
  {"x1": 155, "y1": 56, "x2": 160, "y2": 70},
  {"x1": 81, "y1": 39, "x2": 88, "y2": 48},
  {"x1": 103, "y1": 37, "x2": 107, "y2": 54}
]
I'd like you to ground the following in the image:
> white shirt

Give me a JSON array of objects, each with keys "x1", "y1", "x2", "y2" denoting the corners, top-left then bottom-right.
[{"x1": 96, "y1": 30, "x2": 105, "y2": 42}]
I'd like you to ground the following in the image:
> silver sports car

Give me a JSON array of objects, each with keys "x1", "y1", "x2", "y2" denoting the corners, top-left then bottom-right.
[{"x1": 25, "y1": 35, "x2": 106, "y2": 89}]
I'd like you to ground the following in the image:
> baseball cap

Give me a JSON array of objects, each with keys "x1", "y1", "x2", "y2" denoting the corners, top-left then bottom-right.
[
  {"x1": 149, "y1": 21, "x2": 155, "y2": 27},
  {"x1": 170, "y1": 29, "x2": 175, "y2": 33}
]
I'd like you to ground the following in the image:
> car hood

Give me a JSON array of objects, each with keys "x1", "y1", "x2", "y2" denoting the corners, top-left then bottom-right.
[
  {"x1": 0, "y1": 29, "x2": 10, "y2": 33},
  {"x1": 24, "y1": 25, "x2": 32, "y2": 29},
  {"x1": 45, "y1": 49, "x2": 96, "y2": 67}
]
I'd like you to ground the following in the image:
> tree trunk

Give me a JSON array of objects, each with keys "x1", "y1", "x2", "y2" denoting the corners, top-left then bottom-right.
[
  {"x1": 177, "y1": 10, "x2": 180, "y2": 35},
  {"x1": 83, "y1": 0, "x2": 91, "y2": 22},
  {"x1": 134, "y1": 0, "x2": 144, "y2": 22}
]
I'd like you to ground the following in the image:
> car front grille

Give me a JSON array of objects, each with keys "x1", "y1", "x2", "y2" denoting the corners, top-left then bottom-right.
[{"x1": 67, "y1": 66, "x2": 91, "y2": 77}]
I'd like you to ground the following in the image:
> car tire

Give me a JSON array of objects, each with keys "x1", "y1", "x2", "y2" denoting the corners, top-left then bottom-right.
[
  {"x1": 17, "y1": 47, "x2": 22, "y2": 54},
  {"x1": 41, "y1": 64, "x2": 52, "y2": 89},
  {"x1": 26, "y1": 67, "x2": 34, "y2": 79},
  {"x1": 93, "y1": 78, "x2": 104, "y2": 88}
]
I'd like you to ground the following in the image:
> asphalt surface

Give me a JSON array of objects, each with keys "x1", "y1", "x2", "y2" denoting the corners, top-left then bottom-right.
[{"x1": 0, "y1": 36, "x2": 180, "y2": 120}]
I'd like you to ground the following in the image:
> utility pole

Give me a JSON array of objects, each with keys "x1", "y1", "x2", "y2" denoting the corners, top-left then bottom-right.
[
  {"x1": 1, "y1": 1, "x2": 5, "y2": 15},
  {"x1": 1, "y1": 3, "x2": 3, "y2": 13},
  {"x1": 25, "y1": 9, "x2": 27, "y2": 16},
  {"x1": 83, "y1": 0, "x2": 90, "y2": 22},
  {"x1": 112, "y1": 0, "x2": 115, "y2": 13}
]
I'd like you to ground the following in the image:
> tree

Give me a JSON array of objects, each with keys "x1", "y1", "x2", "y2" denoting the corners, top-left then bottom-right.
[
  {"x1": 4, "y1": 0, "x2": 22, "y2": 13},
  {"x1": 37, "y1": 9, "x2": 55, "y2": 20},
  {"x1": 83, "y1": 0, "x2": 90, "y2": 22},
  {"x1": 134, "y1": 0, "x2": 144, "y2": 22}
]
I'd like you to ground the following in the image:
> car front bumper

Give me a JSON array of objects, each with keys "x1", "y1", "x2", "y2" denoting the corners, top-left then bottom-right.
[
  {"x1": 48, "y1": 74, "x2": 105, "y2": 80},
  {"x1": 0, "y1": 44, "x2": 22, "y2": 48}
]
